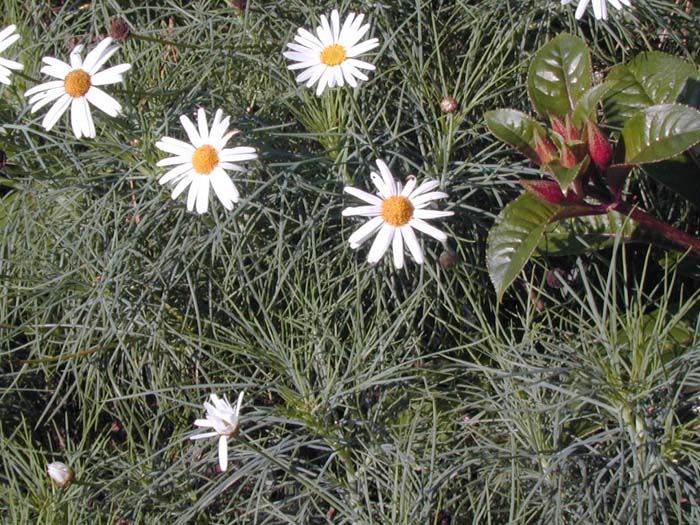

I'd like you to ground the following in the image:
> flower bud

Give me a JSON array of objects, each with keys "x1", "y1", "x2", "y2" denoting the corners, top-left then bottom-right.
[
  {"x1": 440, "y1": 96, "x2": 458, "y2": 114},
  {"x1": 564, "y1": 114, "x2": 580, "y2": 142},
  {"x1": 109, "y1": 18, "x2": 130, "y2": 42},
  {"x1": 439, "y1": 249, "x2": 458, "y2": 269},
  {"x1": 549, "y1": 115, "x2": 566, "y2": 137},
  {"x1": 534, "y1": 133, "x2": 558, "y2": 165},
  {"x1": 47, "y1": 461, "x2": 75, "y2": 488},
  {"x1": 586, "y1": 120, "x2": 613, "y2": 171},
  {"x1": 559, "y1": 144, "x2": 577, "y2": 168}
]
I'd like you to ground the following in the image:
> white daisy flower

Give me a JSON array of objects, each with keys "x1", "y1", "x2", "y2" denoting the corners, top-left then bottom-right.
[
  {"x1": 342, "y1": 160, "x2": 454, "y2": 269},
  {"x1": 190, "y1": 391, "x2": 245, "y2": 472},
  {"x1": 155, "y1": 108, "x2": 257, "y2": 215},
  {"x1": 283, "y1": 9, "x2": 379, "y2": 96},
  {"x1": 24, "y1": 37, "x2": 130, "y2": 138},
  {"x1": 562, "y1": 0, "x2": 631, "y2": 20},
  {"x1": 0, "y1": 25, "x2": 24, "y2": 85}
]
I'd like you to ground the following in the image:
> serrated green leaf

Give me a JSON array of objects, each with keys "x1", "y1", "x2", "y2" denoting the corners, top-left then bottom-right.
[
  {"x1": 527, "y1": 33, "x2": 591, "y2": 118},
  {"x1": 487, "y1": 193, "x2": 561, "y2": 301},
  {"x1": 538, "y1": 211, "x2": 636, "y2": 256},
  {"x1": 572, "y1": 83, "x2": 611, "y2": 127},
  {"x1": 622, "y1": 104, "x2": 700, "y2": 164},
  {"x1": 484, "y1": 109, "x2": 545, "y2": 162},
  {"x1": 604, "y1": 52, "x2": 699, "y2": 128}
]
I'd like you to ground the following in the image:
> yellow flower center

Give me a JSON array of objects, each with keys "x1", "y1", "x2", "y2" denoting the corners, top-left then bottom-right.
[
  {"x1": 382, "y1": 196, "x2": 414, "y2": 226},
  {"x1": 191, "y1": 145, "x2": 219, "y2": 175},
  {"x1": 64, "y1": 69, "x2": 91, "y2": 98},
  {"x1": 320, "y1": 44, "x2": 347, "y2": 66}
]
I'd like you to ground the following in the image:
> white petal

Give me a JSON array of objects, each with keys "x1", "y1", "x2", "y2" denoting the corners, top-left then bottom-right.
[
  {"x1": 0, "y1": 25, "x2": 17, "y2": 44},
  {"x1": 156, "y1": 137, "x2": 196, "y2": 156},
  {"x1": 90, "y1": 63, "x2": 131, "y2": 86},
  {"x1": 345, "y1": 58, "x2": 375, "y2": 71},
  {"x1": 346, "y1": 39, "x2": 380, "y2": 58},
  {"x1": 413, "y1": 209, "x2": 454, "y2": 220},
  {"x1": 401, "y1": 178, "x2": 417, "y2": 197},
  {"x1": 70, "y1": 97, "x2": 84, "y2": 138},
  {"x1": 197, "y1": 108, "x2": 209, "y2": 142},
  {"x1": 180, "y1": 114, "x2": 203, "y2": 148},
  {"x1": 409, "y1": 218, "x2": 448, "y2": 242},
  {"x1": 28, "y1": 87, "x2": 66, "y2": 114},
  {"x1": 348, "y1": 215, "x2": 385, "y2": 248},
  {"x1": 233, "y1": 390, "x2": 244, "y2": 421},
  {"x1": 218, "y1": 435, "x2": 228, "y2": 471},
  {"x1": 193, "y1": 418, "x2": 215, "y2": 428},
  {"x1": 41, "y1": 57, "x2": 72, "y2": 78},
  {"x1": 408, "y1": 180, "x2": 440, "y2": 199},
  {"x1": 0, "y1": 57, "x2": 23, "y2": 71},
  {"x1": 370, "y1": 172, "x2": 391, "y2": 199},
  {"x1": 25, "y1": 80, "x2": 64, "y2": 97},
  {"x1": 42, "y1": 94, "x2": 71, "y2": 131},
  {"x1": 157, "y1": 155, "x2": 191, "y2": 167},
  {"x1": 401, "y1": 225, "x2": 424, "y2": 264},
  {"x1": 196, "y1": 176, "x2": 210, "y2": 214},
  {"x1": 575, "y1": 0, "x2": 591, "y2": 18},
  {"x1": 82, "y1": 37, "x2": 113, "y2": 72},
  {"x1": 342, "y1": 205, "x2": 381, "y2": 217},
  {"x1": 82, "y1": 98, "x2": 96, "y2": 138},
  {"x1": 68, "y1": 45, "x2": 84, "y2": 69},
  {"x1": 376, "y1": 160, "x2": 397, "y2": 195},
  {"x1": 159, "y1": 164, "x2": 193, "y2": 185},
  {"x1": 392, "y1": 228, "x2": 404, "y2": 269},
  {"x1": 344, "y1": 186, "x2": 383, "y2": 205},
  {"x1": 367, "y1": 223, "x2": 394, "y2": 264},
  {"x1": 171, "y1": 174, "x2": 193, "y2": 199},
  {"x1": 210, "y1": 171, "x2": 239, "y2": 209},
  {"x1": 412, "y1": 191, "x2": 449, "y2": 206},
  {"x1": 330, "y1": 10, "x2": 341, "y2": 42},
  {"x1": 85, "y1": 86, "x2": 121, "y2": 117},
  {"x1": 187, "y1": 176, "x2": 200, "y2": 211},
  {"x1": 190, "y1": 431, "x2": 218, "y2": 440}
]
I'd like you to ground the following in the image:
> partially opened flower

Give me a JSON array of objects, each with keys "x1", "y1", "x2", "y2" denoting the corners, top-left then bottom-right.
[
  {"x1": 0, "y1": 25, "x2": 24, "y2": 85},
  {"x1": 190, "y1": 392, "x2": 245, "y2": 472},
  {"x1": 561, "y1": 0, "x2": 631, "y2": 20},
  {"x1": 284, "y1": 9, "x2": 379, "y2": 96},
  {"x1": 24, "y1": 37, "x2": 130, "y2": 138},
  {"x1": 155, "y1": 108, "x2": 257, "y2": 214},
  {"x1": 342, "y1": 160, "x2": 453, "y2": 269}
]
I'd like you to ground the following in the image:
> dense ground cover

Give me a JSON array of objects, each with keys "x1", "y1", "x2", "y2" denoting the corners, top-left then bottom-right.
[{"x1": 1, "y1": 1, "x2": 699, "y2": 523}]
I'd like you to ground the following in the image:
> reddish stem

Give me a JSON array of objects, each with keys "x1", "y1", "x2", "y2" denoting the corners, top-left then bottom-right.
[{"x1": 613, "y1": 201, "x2": 700, "y2": 253}]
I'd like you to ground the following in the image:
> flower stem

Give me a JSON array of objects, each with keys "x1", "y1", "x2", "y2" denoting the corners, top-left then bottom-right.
[{"x1": 613, "y1": 201, "x2": 700, "y2": 253}]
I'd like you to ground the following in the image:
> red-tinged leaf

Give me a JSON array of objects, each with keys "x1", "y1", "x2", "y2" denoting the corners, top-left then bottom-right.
[{"x1": 520, "y1": 179, "x2": 571, "y2": 205}]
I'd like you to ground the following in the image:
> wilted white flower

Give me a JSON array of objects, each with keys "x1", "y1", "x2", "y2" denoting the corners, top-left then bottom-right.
[
  {"x1": 47, "y1": 461, "x2": 75, "y2": 488},
  {"x1": 24, "y1": 37, "x2": 130, "y2": 138},
  {"x1": 561, "y1": 0, "x2": 631, "y2": 20},
  {"x1": 284, "y1": 9, "x2": 379, "y2": 96},
  {"x1": 156, "y1": 108, "x2": 257, "y2": 214},
  {"x1": 0, "y1": 25, "x2": 23, "y2": 85},
  {"x1": 190, "y1": 391, "x2": 244, "y2": 472},
  {"x1": 342, "y1": 159, "x2": 453, "y2": 269}
]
